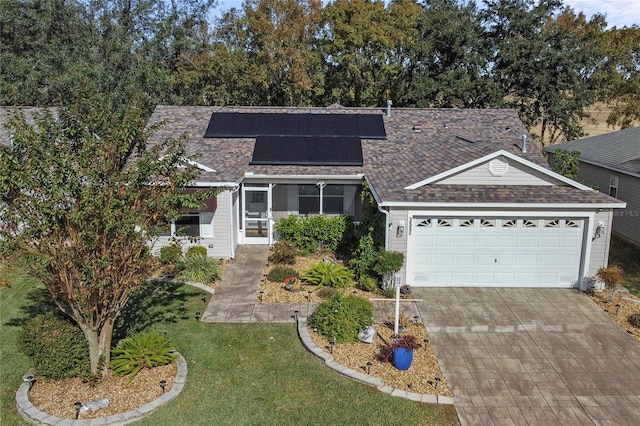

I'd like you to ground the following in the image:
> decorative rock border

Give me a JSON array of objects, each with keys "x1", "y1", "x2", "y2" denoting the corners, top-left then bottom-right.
[
  {"x1": 16, "y1": 352, "x2": 188, "y2": 425},
  {"x1": 296, "y1": 318, "x2": 454, "y2": 405}
]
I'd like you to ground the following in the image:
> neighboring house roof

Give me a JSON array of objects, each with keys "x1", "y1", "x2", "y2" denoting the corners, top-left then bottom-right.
[
  {"x1": 544, "y1": 126, "x2": 640, "y2": 178},
  {"x1": 0, "y1": 107, "x2": 58, "y2": 145},
  {"x1": 148, "y1": 106, "x2": 621, "y2": 207}
]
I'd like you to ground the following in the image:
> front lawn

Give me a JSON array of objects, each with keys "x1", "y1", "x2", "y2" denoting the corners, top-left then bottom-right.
[
  {"x1": 609, "y1": 234, "x2": 640, "y2": 297},
  {"x1": 0, "y1": 266, "x2": 458, "y2": 426}
]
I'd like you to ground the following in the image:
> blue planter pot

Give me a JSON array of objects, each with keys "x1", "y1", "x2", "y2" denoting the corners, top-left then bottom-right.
[{"x1": 392, "y1": 348, "x2": 414, "y2": 370}]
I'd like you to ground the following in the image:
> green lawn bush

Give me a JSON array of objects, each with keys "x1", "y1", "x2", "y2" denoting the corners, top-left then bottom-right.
[
  {"x1": 110, "y1": 331, "x2": 177, "y2": 379},
  {"x1": 310, "y1": 293, "x2": 374, "y2": 342},
  {"x1": 302, "y1": 261, "x2": 354, "y2": 288},
  {"x1": 186, "y1": 245, "x2": 208, "y2": 258},
  {"x1": 177, "y1": 254, "x2": 220, "y2": 284},
  {"x1": 19, "y1": 314, "x2": 90, "y2": 380},
  {"x1": 267, "y1": 266, "x2": 299, "y2": 283},
  {"x1": 159, "y1": 244, "x2": 182, "y2": 264},
  {"x1": 357, "y1": 275, "x2": 378, "y2": 292},
  {"x1": 275, "y1": 215, "x2": 348, "y2": 253},
  {"x1": 268, "y1": 241, "x2": 297, "y2": 265}
]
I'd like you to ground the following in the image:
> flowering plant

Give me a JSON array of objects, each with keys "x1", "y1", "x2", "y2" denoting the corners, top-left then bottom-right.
[{"x1": 283, "y1": 276, "x2": 297, "y2": 285}]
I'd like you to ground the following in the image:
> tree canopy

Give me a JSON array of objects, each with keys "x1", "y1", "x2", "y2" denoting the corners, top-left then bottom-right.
[
  {"x1": 0, "y1": 105, "x2": 215, "y2": 375},
  {"x1": 2, "y1": 0, "x2": 638, "y2": 142}
]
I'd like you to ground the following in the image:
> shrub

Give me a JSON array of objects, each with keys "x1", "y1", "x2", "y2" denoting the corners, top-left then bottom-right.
[
  {"x1": 159, "y1": 244, "x2": 182, "y2": 264},
  {"x1": 267, "y1": 266, "x2": 299, "y2": 283},
  {"x1": 275, "y1": 215, "x2": 348, "y2": 252},
  {"x1": 316, "y1": 286, "x2": 338, "y2": 299},
  {"x1": 110, "y1": 331, "x2": 178, "y2": 378},
  {"x1": 302, "y1": 261, "x2": 354, "y2": 288},
  {"x1": 357, "y1": 275, "x2": 378, "y2": 292},
  {"x1": 186, "y1": 245, "x2": 208, "y2": 258},
  {"x1": 373, "y1": 251, "x2": 405, "y2": 276},
  {"x1": 629, "y1": 313, "x2": 640, "y2": 328},
  {"x1": 269, "y1": 241, "x2": 297, "y2": 265},
  {"x1": 310, "y1": 293, "x2": 374, "y2": 342},
  {"x1": 19, "y1": 314, "x2": 90, "y2": 380},
  {"x1": 177, "y1": 254, "x2": 220, "y2": 284},
  {"x1": 349, "y1": 234, "x2": 378, "y2": 280},
  {"x1": 596, "y1": 265, "x2": 624, "y2": 300}
]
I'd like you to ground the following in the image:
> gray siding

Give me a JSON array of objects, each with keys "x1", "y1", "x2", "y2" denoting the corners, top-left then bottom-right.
[
  {"x1": 576, "y1": 163, "x2": 640, "y2": 246},
  {"x1": 388, "y1": 209, "x2": 409, "y2": 284},
  {"x1": 439, "y1": 157, "x2": 557, "y2": 185},
  {"x1": 587, "y1": 210, "x2": 613, "y2": 277},
  {"x1": 154, "y1": 191, "x2": 234, "y2": 259}
]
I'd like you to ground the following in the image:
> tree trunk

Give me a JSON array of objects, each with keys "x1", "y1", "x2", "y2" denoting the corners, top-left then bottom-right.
[{"x1": 83, "y1": 318, "x2": 115, "y2": 377}]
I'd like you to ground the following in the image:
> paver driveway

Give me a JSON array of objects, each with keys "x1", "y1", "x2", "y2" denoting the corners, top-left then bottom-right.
[{"x1": 413, "y1": 288, "x2": 640, "y2": 425}]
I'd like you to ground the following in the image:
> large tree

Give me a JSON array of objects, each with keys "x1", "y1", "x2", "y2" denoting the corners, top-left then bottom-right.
[
  {"x1": 0, "y1": 106, "x2": 214, "y2": 376},
  {"x1": 483, "y1": 0, "x2": 605, "y2": 145}
]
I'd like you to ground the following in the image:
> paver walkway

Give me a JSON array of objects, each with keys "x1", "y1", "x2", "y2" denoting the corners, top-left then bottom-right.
[
  {"x1": 201, "y1": 245, "x2": 318, "y2": 322},
  {"x1": 414, "y1": 287, "x2": 640, "y2": 425},
  {"x1": 200, "y1": 247, "x2": 640, "y2": 424}
]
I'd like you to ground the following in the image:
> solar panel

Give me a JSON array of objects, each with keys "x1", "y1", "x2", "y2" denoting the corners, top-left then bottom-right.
[
  {"x1": 250, "y1": 136, "x2": 363, "y2": 166},
  {"x1": 204, "y1": 112, "x2": 386, "y2": 139}
]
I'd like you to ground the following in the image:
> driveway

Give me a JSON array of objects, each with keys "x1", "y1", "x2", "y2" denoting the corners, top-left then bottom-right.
[{"x1": 413, "y1": 288, "x2": 640, "y2": 425}]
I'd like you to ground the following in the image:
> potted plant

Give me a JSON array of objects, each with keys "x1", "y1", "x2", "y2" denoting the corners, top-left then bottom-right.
[
  {"x1": 284, "y1": 275, "x2": 301, "y2": 292},
  {"x1": 376, "y1": 333, "x2": 421, "y2": 370}
]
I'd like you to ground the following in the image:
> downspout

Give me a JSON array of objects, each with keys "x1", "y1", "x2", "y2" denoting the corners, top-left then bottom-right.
[{"x1": 377, "y1": 204, "x2": 390, "y2": 251}]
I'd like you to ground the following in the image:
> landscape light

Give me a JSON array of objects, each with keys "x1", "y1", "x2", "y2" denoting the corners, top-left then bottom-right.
[
  {"x1": 74, "y1": 402, "x2": 82, "y2": 419},
  {"x1": 195, "y1": 311, "x2": 201, "y2": 321},
  {"x1": 160, "y1": 379, "x2": 167, "y2": 394}
]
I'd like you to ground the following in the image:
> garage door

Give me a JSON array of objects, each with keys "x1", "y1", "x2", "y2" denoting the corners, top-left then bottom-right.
[{"x1": 408, "y1": 217, "x2": 584, "y2": 287}]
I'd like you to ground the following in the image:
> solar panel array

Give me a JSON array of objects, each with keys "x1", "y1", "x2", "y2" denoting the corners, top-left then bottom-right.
[{"x1": 204, "y1": 112, "x2": 385, "y2": 166}]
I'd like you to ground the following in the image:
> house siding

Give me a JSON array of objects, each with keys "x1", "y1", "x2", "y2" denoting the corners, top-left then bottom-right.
[
  {"x1": 154, "y1": 191, "x2": 234, "y2": 259},
  {"x1": 439, "y1": 157, "x2": 557, "y2": 185},
  {"x1": 587, "y1": 210, "x2": 614, "y2": 277},
  {"x1": 576, "y1": 163, "x2": 640, "y2": 246}
]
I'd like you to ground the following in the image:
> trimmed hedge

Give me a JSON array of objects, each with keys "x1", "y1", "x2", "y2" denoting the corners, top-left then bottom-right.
[
  {"x1": 275, "y1": 215, "x2": 348, "y2": 252},
  {"x1": 19, "y1": 314, "x2": 90, "y2": 380}
]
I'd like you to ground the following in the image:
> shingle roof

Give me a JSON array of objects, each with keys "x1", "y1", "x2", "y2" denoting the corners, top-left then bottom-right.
[
  {"x1": 0, "y1": 107, "x2": 57, "y2": 145},
  {"x1": 148, "y1": 106, "x2": 618, "y2": 206},
  {"x1": 544, "y1": 127, "x2": 640, "y2": 176}
]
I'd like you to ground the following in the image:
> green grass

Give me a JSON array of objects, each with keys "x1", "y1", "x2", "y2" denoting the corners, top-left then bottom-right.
[
  {"x1": 609, "y1": 234, "x2": 640, "y2": 297},
  {"x1": 0, "y1": 267, "x2": 458, "y2": 426}
]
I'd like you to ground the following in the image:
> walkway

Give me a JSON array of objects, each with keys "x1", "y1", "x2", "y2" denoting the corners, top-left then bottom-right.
[
  {"x1": 201, "y1": 245, "x2": 318, "y2": 322},
  {"x1": 414, "y1": 287, "x2": 640, "y2": 425}
]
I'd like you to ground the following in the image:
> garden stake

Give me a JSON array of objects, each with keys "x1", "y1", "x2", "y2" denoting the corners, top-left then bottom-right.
[
  {"x1": 74, "y1": 402, "x2": 82, "y2": 419},
  {"x1": 160, "y1": 379, "x2": 167, "y2": 394}
]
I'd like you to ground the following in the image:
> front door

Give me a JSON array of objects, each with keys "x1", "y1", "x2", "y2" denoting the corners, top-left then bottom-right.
[{"x1": 243, "y1": 185, "x2": 272, "y2": 244}]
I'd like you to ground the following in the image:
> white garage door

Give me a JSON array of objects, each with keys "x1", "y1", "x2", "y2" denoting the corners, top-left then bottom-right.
[{"x1": 408, "y1": 217, "x2": 584, "y2": 287}]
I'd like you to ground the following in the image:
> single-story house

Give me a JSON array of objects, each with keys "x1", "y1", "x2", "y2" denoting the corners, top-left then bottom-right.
[
  {"x1": 545, "y1": 127, "x2": 640, "y2": 247},
  {"x1": 148, "y1": 105, "x2": 625, "y2": 290}
]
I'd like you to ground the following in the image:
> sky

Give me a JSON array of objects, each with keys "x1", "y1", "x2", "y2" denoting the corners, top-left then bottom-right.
[{"x1": 212, "y1": 0, "x2": 640, "y2": 29}]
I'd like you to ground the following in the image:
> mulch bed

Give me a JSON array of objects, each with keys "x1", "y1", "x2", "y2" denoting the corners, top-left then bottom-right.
[
  {"x1": 590, "y1": 290, "x2": 640, "y2": 343},
  {"x1": 28, "y1": 362, "x2": 176, "y2": 420}
]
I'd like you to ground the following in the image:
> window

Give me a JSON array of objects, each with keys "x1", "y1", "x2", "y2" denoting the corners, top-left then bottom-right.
[
  {"x1": 299, "y1": 185, "x2": 320, "y2": 214},
  {"x1": 609, "y1": 175, "x2": 619, "y2": 198},
  {"x1": 298, "y1": 184, "x2": 345, "y2": 215},
  {"x1": 175, "y1": 214, "x2": 200, "y2": 237}
]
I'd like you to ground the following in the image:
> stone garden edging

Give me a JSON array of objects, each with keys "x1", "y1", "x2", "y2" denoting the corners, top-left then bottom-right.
[
  {"x1": 16, "y1": 352, "x2": 188, "y2": 426},
  {"x1": 296, "y1": 318, "x2": 454, "y2": 405}
]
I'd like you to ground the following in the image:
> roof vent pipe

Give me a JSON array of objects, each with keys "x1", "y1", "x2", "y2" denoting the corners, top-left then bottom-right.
[
  {"x1": 387, "y1": 100, "x2": 392, "y2": 117},
  {"x1": 522, "y1": 135, "x2": 527, "y2": 153}
]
